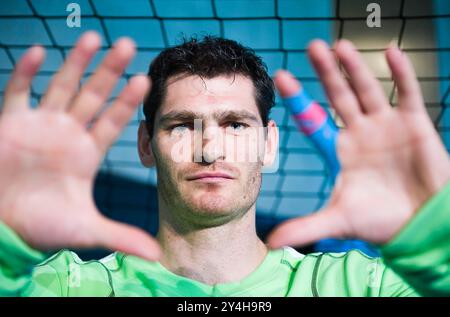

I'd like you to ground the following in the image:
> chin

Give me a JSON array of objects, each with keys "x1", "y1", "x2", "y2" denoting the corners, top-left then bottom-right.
[{"x1": 188, "y1": 191, "x2": 239, "y2": 216}]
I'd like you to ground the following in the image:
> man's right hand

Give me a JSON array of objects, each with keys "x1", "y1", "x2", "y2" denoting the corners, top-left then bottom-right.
[{"x1": 0, "y1": 31, "x2": 160, "y2": 261}]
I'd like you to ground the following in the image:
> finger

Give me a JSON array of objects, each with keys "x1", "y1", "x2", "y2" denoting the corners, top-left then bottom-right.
[
  {"x1": 275, "y1": 69, "x2": 339, "y2": 138},
  {"x1": 274, "y1": 69, "x2": 302, "y2": 98},
  {"x1": 91, "y1": 75, "x2": 150, "y2": 154},
  {"x1": 40, "y1": 32, "x2": 101, "y2": 111},
  {"x1": 93, "y1": 216, "x2": 161, "y2": 262},
  {"x1": 40, "y1": 31, "x2": 101, "y2": 111},
  {"x1": 308, "y1": 40, "x2": 362, "y2": 126},
  {"x1": 385, "y1": 45, "x2": 425, "y2": 112},
  {"x1": 69, "y1": 37, "x2": 136, "y2": 125},
  {"x1": 335, "y1": 39, "x2": 390, "y2": 114},
  {"x1": 2, "y1": 46, "x2": 45, "y2": 114},
  {"x1": 266, "y1": 209, "x2": 345, "y2": 249}
]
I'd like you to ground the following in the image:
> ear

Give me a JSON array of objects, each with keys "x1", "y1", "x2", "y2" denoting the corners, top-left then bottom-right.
[
  {"x1": 263, "y1": 120, "x2": 279, "y2": 167},
  {"x1": 138, "y1": 120, "x2": 156, "y2": 168}
]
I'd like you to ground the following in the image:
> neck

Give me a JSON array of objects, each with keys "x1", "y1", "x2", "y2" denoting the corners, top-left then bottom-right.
[{"x1": 156, "y1": 205, "x2": 268, "y2": 285}]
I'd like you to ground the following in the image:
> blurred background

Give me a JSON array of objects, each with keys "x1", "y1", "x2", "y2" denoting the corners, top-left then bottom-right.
[{"x1": 0, "y1": 0, "x2": 449, "y2": 259}]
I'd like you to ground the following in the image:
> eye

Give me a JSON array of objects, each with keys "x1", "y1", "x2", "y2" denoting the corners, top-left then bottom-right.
[
  {"x1": 228, "y1": 122, "x2": 247, "y2": 131},
  {"x1": 170, "y1": 123, "x2": 192, "y2": 133}
]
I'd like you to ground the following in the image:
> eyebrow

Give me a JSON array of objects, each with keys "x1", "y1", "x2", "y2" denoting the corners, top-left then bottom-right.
[{"x1": 158, "y1": 109, "x2": 261, "y2": 126}]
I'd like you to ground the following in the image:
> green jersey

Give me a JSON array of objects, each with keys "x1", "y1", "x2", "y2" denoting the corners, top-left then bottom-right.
[{"x1": 1, "y1": 182, "x2": 450, "y2": 297}]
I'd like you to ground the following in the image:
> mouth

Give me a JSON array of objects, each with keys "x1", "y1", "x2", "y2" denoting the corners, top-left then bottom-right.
[{"x1": 187, "y1": 172, "x2": 234, "y2": 183}]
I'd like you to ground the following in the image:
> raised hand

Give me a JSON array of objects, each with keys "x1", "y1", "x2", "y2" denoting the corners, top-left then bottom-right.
[
  {"x1": 0, "y1": 32, "x2": 160, "y2": 261},
  {"x1": 268, "y1": 40, "x2": 450, "y2": 248}
]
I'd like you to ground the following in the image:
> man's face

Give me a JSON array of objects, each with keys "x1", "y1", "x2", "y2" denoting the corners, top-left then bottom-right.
[{"x1": 139, "y1": 74, "x2": 277, "y2": 227}]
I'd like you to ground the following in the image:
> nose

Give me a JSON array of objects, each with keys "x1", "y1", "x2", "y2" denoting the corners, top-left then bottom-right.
[{"x1": 199, "y1": 124, "x2": 226, "y2": 163}]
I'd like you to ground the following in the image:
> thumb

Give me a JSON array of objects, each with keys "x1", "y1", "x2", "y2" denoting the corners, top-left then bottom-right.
[
  {"x1": 91, "y1": 216, "x2": 161, "y2": 262},
  {"x1": 266, "y1": 208, "x2": 346, "y2": 249}
]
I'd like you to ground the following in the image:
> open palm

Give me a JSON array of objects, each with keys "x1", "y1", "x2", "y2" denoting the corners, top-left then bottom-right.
[
  {"x1": 0, "y1": 32, "x2": 160, "y2": 261},
  {"x1": 269, "y1": 40, "x2": 450, "y2": 248}
]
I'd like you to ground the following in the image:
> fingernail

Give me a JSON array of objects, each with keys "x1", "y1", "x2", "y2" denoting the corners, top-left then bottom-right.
[
  {"x1": 116, "y1": 37, "x2": 136, "y2": 49},
  {"x1": 388, "y1": 39, "x2": 398, "y2": 49},
  {"x1": 340, "y1": 39, "x2": 355, "y2": 50}
]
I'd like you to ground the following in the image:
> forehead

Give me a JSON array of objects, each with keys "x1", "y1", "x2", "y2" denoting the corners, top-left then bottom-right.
[{"x1": 157, "y1": 74, "x2": 259, "y2": 119}]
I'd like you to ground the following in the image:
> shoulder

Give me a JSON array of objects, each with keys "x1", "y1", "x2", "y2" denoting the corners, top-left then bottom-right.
[
  {"x1": 30, "y1": 250, "x2": 115, "y2": 296},
  {"x1": 280, "y1": 247, "x2": 388, "y2": 296}
]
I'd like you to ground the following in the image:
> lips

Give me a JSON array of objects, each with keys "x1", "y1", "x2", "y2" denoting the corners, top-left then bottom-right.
[
  {"x1": 187, "y1": 172, "x2": 233, "y2": 180},
  {"x1": 187, "y1": 172, "x2": 234, "y2": 181}
]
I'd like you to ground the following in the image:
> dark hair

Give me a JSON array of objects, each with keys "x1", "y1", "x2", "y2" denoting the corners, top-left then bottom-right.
[{"x1": 143, "y1": 35, "x2": 275, "y2": 138}]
